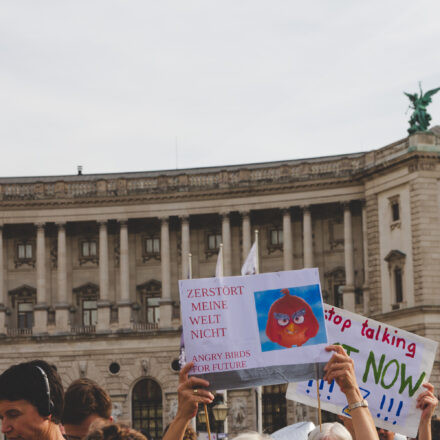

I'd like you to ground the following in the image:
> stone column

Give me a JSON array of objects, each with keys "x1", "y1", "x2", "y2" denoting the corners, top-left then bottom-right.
[
  {"x1": 343, "y1": 203, "x2": 356, "y2": 311},
  {"x1": 241, "y1": 211, "x2": 251, "y2": 263},
  {"x1": 34, "y1": 223, "x2": 48, "y2": 333},
  {"x1": 55, "y1": 223, "x2": 69, "y2": 332},
  {"x1": 0, "y1": 226, "x2": 5, "y2": 334},
  {"x1": 361, "y1": 201, "x2": 370, "y2": 314},
  {"x1": 222, "y1": 212, "x2": 232, "y2": 276},
  {"x1": 303, "y1": 206, "x2": 314, "y2": 268},
  {"x1": 283, "y1": 209, "x2": 293, "y2": 271},
  {"x1": 160, "y1": 217, "x2": 173, "y2": 328},
  {"x1": 118, "y1": 220, "x2": 131, "y2": 328},
  {"x1": 181, "y1": 216, "x2": 190, "y2": 280},
  {"x1": 97, "y1": 221, "x2": 111, "y2": 331}
]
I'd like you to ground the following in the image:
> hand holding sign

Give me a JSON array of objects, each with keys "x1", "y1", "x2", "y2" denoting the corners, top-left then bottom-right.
[
  {"x1": 178, "y1": 362, "x2": 214, "y2": 420},
  {"x1": 324, "y1": 345, "x2": 360, "y2": 396},
  {"x1": 416, "y1": 382, "x2": 438, "y2": 440},
  {"x1": 163, "y1": 363, "x2": 214, "y2": 440}
]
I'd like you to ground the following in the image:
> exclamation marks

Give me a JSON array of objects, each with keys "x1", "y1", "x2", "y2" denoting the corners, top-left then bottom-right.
[
  {"x1": 305, "y1": 379, "x2": 335, "y2": 400},
  {"x1": 376, "y1": 394, "x2": 403, "y2": 425}
]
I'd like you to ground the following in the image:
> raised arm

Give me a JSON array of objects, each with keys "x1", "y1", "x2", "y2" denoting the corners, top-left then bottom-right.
[
  {"x1": 163, "y1": 362, "x2": 214, "y2": 440},
  {"x1": 324, "y1": 345, "x2": 379, "y2": 440},
  {"x1": 416, "y1": 382, "x2": 438, "y2": 440}
]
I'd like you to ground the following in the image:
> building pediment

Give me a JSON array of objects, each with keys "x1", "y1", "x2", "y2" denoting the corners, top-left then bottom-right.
[{"x1": 384, "y1": 250, "x2": 406, "y2": 263}]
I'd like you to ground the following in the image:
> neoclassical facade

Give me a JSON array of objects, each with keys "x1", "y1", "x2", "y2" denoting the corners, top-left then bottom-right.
[{"x1": 0, "y1": 130, "x2": 439, "y2": 436}]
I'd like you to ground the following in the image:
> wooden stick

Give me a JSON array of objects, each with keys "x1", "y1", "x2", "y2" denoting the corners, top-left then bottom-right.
[
  {"x1": 204, "y1": 403, "x2": 212, "y2": 440},
  {"x1": 316, "y1": 379, "x2": 322, "y2": 432}
]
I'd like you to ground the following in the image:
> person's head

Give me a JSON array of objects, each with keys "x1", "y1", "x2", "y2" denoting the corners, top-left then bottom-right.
[
  {"x1": 85, "y1": 423, "x2": 147, "y2": 440},
  {"x1": 377, "y1": 428, "x2": 395, "y2": 440},
  {"x1": 308, "y1": 422, "x2": 352, "y2": 440},
  {"x1": 0, "y1": 359, "x2": 64, "y2": 439},
  {"x1": 62, "y1": 378, "x2": 112, "y2": 438}
]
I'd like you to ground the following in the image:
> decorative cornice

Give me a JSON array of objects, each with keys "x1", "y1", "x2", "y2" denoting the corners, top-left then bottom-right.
[{"x1": 0, "y1": 138, "x2": 438, "y2": 210}]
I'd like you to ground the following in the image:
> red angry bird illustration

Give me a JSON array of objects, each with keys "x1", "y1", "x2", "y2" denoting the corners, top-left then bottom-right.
[{"x1": 265, "y1": 289, "x2": 319, "y2": 348}]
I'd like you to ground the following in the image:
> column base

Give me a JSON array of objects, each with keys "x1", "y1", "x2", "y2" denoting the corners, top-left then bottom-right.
[
  {"x1": 342, "y1": 285, "x2": 355, "y2": 312},
  {"x1": 118, "y1": 301, "x2": 131, "y2": 329},
  {"x1": 34, "y1": 304, "x2": 48, "y2": 334},
  {"x1": 159, "y1": 299, "x2": 173, "y2": 329},
  {"x1": 97, "y1": 300, "x2": 111, "y2": 331}
]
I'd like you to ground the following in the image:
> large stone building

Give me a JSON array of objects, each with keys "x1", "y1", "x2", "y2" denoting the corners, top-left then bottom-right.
[{"x1": 0, "y1": 130, "x2": 439, "y2": 437}]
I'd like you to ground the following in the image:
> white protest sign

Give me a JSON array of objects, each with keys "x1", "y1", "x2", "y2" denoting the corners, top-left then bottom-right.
[
  {"x1": 179, "y1": 269, "x2": 330, "y2": 390},
  {"x1": 286, "y1": 305, "x2": 438, "y2": 438}
]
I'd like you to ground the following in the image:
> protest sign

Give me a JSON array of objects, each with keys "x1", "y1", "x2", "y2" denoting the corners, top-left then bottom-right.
[
  {"x1": 286, "y1": 305, "x2": 438, "y2": 438},
  {"x1": 179, "y1": 269, "x2": 329, "y2": 390}
]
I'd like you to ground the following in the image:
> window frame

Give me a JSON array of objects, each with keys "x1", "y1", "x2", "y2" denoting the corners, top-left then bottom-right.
[
  {"x1": 267, "y1": 226, "x2": 283, "y2": 254},
  {"x1": 142, "y1": 236, "x2": 161, "y2": 262},
  {"x1": 14, "y1": 240, "x2": 36, "y2": 268},
  {"x1": 79, "y1": 238, "x2": 99, "y2": 265}
]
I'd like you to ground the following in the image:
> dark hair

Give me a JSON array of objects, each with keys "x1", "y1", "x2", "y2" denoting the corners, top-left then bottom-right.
[
  {"x1": 0, "y1": 360, "x2": 64, "y2": 424},
  {"x1": 62, "y1": 378, "x2": 112, "y2": 425},
  {"x1": 86, "y1": 423, "x2": 147, "y2": 440}
]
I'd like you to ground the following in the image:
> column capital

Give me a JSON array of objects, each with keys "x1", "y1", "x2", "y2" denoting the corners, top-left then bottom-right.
[
  {"x1": 300, "y1": 205, "x2": 311, "y2": 212},
  {"x1": 240, "y1": 210, "x2": 251, "y2": 217},
  {"x1": 55, "y1": 222, "x2": 66, "y2": 229},
  {"x1": 342, "y1": 201, "x2": 353, "y2": 210},
  {"x1": 118, "y1": 219, "x2": 128, "y2": 227},
  {"x1": 97, "y1": 220, "x2": 108, "y2": 227},
  {"x1": 179, "y1": 215, "x2": 190, "y2": 222},
  {"x1": 35, "y1": 222, "x2": 46, "y2": 230},
  {"x1": 281, "y1": 207, "x2": 291, "y2": 215},
  {"x1": 160, "y1": 216, "x2": 169, "y2": 224},
  {"x1": 220, "y1": 211, "x2": 230, "y2": 218}
]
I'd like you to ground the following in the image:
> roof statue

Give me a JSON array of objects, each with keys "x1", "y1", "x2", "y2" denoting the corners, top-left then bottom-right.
[{"x1": 404, "y1": 83, "x2": 440, "y2": 134}]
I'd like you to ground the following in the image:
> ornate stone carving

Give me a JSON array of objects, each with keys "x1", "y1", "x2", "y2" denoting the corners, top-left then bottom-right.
[{"x1": 230, "y1": 397, "x2": 247, "y2": 430}]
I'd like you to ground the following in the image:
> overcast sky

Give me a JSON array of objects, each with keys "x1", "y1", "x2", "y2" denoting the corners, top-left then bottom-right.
[{"x1": 1, "y1": 1, "x2": 440, "y2": 177}]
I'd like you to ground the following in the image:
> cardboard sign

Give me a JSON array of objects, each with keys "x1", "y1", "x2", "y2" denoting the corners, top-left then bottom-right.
[
  {"x1": 179, "y1": 269, "x2": 329, "y2": 390},
  {"x1": 286, "y1": 305, "x2": 438, "y2": 438}
]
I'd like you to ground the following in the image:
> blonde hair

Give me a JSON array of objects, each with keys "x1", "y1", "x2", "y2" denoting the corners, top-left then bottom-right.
[
  {"x1": 232, "y1": 432, "x2": 274, "y2": 440},
  {"x1": 308, "y1": 423, "x2": 352, "y2": 440}
]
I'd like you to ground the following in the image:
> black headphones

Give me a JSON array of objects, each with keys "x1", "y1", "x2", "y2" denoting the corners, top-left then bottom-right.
[{"x1": 35, "y1": 365, "x2": 54, "y2": 417}]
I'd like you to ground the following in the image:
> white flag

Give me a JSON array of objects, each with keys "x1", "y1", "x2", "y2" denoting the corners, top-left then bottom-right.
[
  {"x1": 241, "y1": 241, "x2": 258, "y2": 275},
  {"x1": 215, "y1": 244, "x2": 224, "y2": 277}
]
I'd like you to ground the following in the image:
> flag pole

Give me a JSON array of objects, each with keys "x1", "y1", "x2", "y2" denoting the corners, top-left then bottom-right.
[
  {"x1": 187, "y1": 252, "x2": 198, "y2": 431},
  {"x1": 221, "y1": 243, "x2": 224, "y2": 276},
  {"x1": 254, "y1": 229, "x2": 263, "y2": 434}
]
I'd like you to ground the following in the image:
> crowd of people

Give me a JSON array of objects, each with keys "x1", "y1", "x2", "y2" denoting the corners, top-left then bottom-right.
[{"x1": 0, "y1": 346, "x2": 437, "y2": 440}]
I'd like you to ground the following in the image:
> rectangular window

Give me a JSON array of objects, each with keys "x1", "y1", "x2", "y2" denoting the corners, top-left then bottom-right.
[
  {"x1": 18, "y1": 302, "x2": 34, "y2": 329},
  {"x1": 270, "y1": 229, "x2": 283, "y2": 246},
  {"x1": 394, "y1": 268, "x2": 403, "y2": 303},
  {"x1": 207, "y1": 233, "x2": 222, "y2": 250},
  {"x1": 82, "y1": 300, "x2": 97, "y2": 326},
  {"x1": 392, "y1": 202, "x2": 400, "y2": 222},
  {"x1": 82, "y1": 240, "x2": 97, "y2": 258},
  {"x1": 146, "y1": 297, "x2": 160, "y2": 324},
  {"x1": 145, "y1": 238, "x2": 160, "y2": 254},
  {"x1": 17, "y1": 243, "x2": 33, "y2": 259}
]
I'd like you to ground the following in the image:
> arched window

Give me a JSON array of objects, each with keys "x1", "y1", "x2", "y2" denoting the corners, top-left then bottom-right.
[
  {"x1": 263, "y1": 384, "x2": 287, "y2": 433},
  {"x1": 384, "y1": 250, "x2": 406, "y2": 308},
  {"x1": 132, "y1": 378, "x2": 163, "y2": 440}
]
